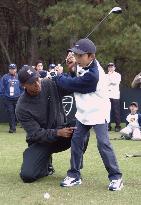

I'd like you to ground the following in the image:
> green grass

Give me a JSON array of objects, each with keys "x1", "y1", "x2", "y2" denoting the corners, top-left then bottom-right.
[{"x1": 0, "y1": 123, "x2": 141, "y2": 205}]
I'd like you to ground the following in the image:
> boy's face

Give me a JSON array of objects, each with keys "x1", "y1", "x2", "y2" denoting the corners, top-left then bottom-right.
[
  {"x1": 108, "y1": 66, "x2": 115, "y2": 73},
  {"x1": 74, "y1": 53, "x2": 95, "y2": 67},
  {"x1": 36, "y1": 63, "x2": 43, "y2": 71},
  {"x1": 129, "y1": 105, "x2": 138, "y2": 113}
]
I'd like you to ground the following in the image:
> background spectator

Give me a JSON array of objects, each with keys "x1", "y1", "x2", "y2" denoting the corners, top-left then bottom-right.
[
  {"x1": 106, "y1": 62, "x2": 121, "y2": 132},
  {"x1": 0, "y1": 75, "x2": 3, "y2": 96},
  {"x1": 1, "y1": 64, "x2": 23, "y2": 133},
  {"x1": 120, "y1": 102, "x2": 141, "y2": 140},
  {"x1": 34, "y1": 60, "x2": 48, "y2": 79},
  {"x1": 34, "y1": 60, "x2": 44, "y2": 72},
  {"x1": 131, "y1": 72, "x2": 141, "y2": 88}
]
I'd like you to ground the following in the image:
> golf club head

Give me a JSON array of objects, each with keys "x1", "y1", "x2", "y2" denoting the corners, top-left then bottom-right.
[{"x1": 109, "y1": 7, "x2": 122, "y2": 15}]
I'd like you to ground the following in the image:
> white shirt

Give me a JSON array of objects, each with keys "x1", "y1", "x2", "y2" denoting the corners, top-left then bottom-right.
[
  {"x1": 74, "y1": 60, "x2": 111, "y2": 125},
  {"x1": 106, "y1": 71, "x2": 121, "y2": 99},
  {"x1": 126, "y1": 113, "x2": 140, "y2": 129}
]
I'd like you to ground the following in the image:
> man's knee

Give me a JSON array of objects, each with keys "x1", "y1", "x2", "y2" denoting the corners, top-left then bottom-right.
[{"x1": 20, "y1": 169, "x2": 37, "y2": 183}]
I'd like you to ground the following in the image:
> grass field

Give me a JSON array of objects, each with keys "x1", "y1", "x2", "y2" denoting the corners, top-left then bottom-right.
[{"x1": 0, "y1": 123, "x2": 141, "y2": 205}]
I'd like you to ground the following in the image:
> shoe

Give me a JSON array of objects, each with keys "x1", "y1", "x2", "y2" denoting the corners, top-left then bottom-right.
[
  {"x1": 120, "y1": 135, "x2": 125, "y2": 139},
  {"x1": 60, "y1": 176, "x2": 82, "y2": 187},
  {"x1": 108, "y1": 126, "x2": 112, "y2": 131},
  {"x1": 108, "y1": 178, "x2": 123, "y2": 191},
  {"x1": 9, "y1": 129, "x2": 16, "y2": 133},
  {"x1": 115, "y1": 126, "x2": 121, "y2": 132},
  {"x1": 48, "y1": 165, "x2": 55, "y2": 175}
]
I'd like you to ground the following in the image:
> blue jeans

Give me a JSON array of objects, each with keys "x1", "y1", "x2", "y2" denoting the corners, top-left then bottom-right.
[{"x1": 67, "y1": 120, "x2": 122, "y2": 181}]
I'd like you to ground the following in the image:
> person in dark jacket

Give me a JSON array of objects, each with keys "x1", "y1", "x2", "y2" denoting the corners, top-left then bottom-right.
[
  {"x1": 1, "y1": 64, "x2": 23, "y2": 133},
  {"x1": 34, "y1": 59, "x2": 48, "y2": 79},
  {"x1": 15, "y1": 65, "x2": 88, "y2": 183}
]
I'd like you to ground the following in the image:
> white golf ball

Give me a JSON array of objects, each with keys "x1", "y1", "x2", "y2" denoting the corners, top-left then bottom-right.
[{"x1": 44, "y1": 192, "x2": 50, "y2": 199}]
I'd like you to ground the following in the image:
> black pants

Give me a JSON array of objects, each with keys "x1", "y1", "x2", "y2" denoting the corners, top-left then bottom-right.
[
  {"x1": 20, "y1": 132, "x2": 90, "y2": 183},
  {"x1": 20, "y1": 138, "x2": 71, "y2": 183},
  {"x1": 109, "y1": 98, "x2": 121, "y2": 127},
  {"x1": 4, "y1": 97, "x2": 18, "y2": 131}
]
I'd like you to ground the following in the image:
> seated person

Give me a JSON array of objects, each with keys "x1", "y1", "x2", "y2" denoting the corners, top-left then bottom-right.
[{"x1": 120, "y1": 102, "x2": 141, "y2": 140}]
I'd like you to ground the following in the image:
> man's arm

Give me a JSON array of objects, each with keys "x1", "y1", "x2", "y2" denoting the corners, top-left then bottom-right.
[
  {"x1": 131, "y1": 73, "x2": 141, "y2": 88},
  {"x1": 16, "y1": 110, "x2": 74, "y2": 144}
]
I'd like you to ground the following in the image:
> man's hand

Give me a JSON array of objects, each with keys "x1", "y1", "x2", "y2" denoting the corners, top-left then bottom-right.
[
  {"x1": 57, "y1": 127, "x2": 76, "y2": 138},
  {"x1": 55, "y1": 64, "x2": 64, "y2": 75},
  {"x1": 66, "y1": 52, "x2": 76, "y2": 72}
]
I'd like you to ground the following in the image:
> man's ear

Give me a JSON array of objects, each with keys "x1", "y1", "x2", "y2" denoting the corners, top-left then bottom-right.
[{"x1": 21, "y1": 83, "x2": 25, "y2": 88}]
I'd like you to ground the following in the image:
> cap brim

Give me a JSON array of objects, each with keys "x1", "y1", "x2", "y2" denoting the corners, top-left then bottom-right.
[
  {"x1": 69, "y1": 47, "x2": 86, "y2": 54},
  {"x1": 130, "y1": 103, "x2": 138, "y2": 107},
  {"x1": 26, "y1": 73, "x2": 40, "y2": 84},
  {"x1": 9, "y1": 67, "x2": 17, "y2": 69}
]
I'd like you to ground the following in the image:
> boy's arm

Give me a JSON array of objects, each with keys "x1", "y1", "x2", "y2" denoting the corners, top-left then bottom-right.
[{"x1": 54, "y1": 69, "x2": 99, "y2": 94}]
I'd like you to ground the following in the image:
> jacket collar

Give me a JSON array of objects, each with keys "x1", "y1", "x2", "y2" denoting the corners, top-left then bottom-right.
[{"x1": 83, "y1": 59, "x2": 97, "y2": 70}]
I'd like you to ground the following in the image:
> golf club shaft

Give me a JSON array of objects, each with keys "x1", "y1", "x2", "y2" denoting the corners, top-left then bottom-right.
[
  {"x1": 85, "y1": 13, "x2": 110, "y2": 38},
  {"x1": 126, "y1": 154, "x2": 141, "y2": 158}
]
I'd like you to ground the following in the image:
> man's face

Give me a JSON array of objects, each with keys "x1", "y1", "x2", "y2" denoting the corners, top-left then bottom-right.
[
  {"x1": 74, "y1": 53, "x2": 94, "y2": 67},
  {"x1": 23, "y1": 78, "x2": 41, "y2": 96},
  {"x1": 108, "y1": 66, "x2": 115, "y2": 73},
  {"x1": 9, "y1": 68, "x2": 17, "y2": 76},
  {"x1": 36, "y1": 63, "x2": 43, "y2": 71}
]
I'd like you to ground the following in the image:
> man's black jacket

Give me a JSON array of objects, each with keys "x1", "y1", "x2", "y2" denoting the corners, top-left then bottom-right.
[{"x1": 16, "y1": 79, "x2": 71, "y2": 144}]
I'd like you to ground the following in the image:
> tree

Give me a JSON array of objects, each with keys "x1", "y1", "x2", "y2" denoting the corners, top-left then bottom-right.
[
  {"x1": 39, "y1": 0, "x2": 141, "y2": 87},
  {"x1": 1, "y1": 0, "x2": 141, "y2": 87}
]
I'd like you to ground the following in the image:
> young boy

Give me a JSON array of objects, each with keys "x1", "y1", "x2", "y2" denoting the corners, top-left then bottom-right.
[
  {"x1": 54, "y1": 38, "x2": 123, "y2": 191},
  {"x1": 120, "y1": 102, "x2": 141, "y2": 140}
]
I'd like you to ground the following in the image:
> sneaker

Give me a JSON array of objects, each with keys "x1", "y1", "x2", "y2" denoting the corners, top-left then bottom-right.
[
  {"x1": 120, "y1": 135, "x2": 125, "y2": 139},
  {"x1": 60, "y1": 176, "x2": 82, "y2": 187},
  {"x1": 9, "y1": 129, "x2": 16, "y2": 133},
  {"x1": 108, "y1": 126, "x2": 112, "y2": 131},
  {"x1": 108, "y1": 178, "x2": 123, "y2": 191},
  {"x1": 48, "y1": 165, "x2": 55, "y2": 175},
  {"x1": 115, "y1": 126, "x2": 121, "y2": 132}
]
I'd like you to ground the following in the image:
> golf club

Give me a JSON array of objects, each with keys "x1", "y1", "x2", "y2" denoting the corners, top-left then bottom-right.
[
  {"x1": 60, "y1": 7, "x2": 122, "y2": 66},
  {"x1": 125, "y1": 153, "x2": 141, "y2": 158},
  {"x1": 85, "y1": 7, "x2": 122, "y2": 38}
]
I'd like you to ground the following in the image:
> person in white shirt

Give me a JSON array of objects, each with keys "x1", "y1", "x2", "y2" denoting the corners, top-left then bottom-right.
[
  {"x1": 106, "y1": 62, "x2": 121, "y2": 132},
  {"x1": 55, "y1": 38, "x2": 123, "y2": 191},
  {"x1": 120, "y1": 102, "x2": 141, "y2": 140}
]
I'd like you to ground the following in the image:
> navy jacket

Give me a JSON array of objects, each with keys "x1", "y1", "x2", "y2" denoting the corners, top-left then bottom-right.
[
  {"x1": 1, "y1": 73, "x2": 23, "y2": 99},
  {"x1": 54, "y1": 60, "x2": 99, "y2": 94}
]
